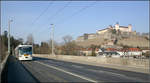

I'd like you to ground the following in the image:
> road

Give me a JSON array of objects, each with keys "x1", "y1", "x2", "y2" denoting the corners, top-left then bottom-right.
[
  {"x1": 7, "y1": 56, "x2": 149, "y2": 82},
  {"x1": 7, "y1": 56, "x2": 37, "y2": 83}
]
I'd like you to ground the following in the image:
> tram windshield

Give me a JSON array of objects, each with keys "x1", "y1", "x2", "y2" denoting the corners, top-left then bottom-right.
[{"x1": 19, "y1": 47, "x2": 32, "y2": 55}]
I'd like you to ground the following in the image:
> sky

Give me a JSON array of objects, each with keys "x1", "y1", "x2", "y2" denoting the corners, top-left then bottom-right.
[{"x1": 1, "y1": 1, "x2": 149, "y2": 44}]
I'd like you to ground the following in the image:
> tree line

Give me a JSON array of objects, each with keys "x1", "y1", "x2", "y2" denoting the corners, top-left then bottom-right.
[
  {"x1": 0, "y1": 30, "x2": 83, "y2": 62},
  {"x1": 33, "y1": 35, "x2": 81, "y2": 55},
  {"x1": 0, "y1": 31, "x2": 23, "y2": 61}
]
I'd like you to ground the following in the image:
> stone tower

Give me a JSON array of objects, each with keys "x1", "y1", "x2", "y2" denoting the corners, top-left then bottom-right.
[
  {"x1": 128, "y1": 24, "x2": 132, "y2": 32},
  {"x1": 115, "y1": 22, "x2": 119, "y2": 30}
]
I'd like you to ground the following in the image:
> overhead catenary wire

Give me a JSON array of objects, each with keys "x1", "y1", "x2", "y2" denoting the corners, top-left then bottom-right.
[
  {"x1": 25, "y1": 1, "x2": 54, "y2": 35},
  {"x1": 30, "y1": 1, "x2": 54, "y2": 26},
  {"x1": 38, "y1": 1, "x2": 71, "y2": 31},
  {"x1": 34, "y1": 1, "x2": 97, "y2": 43},
  {"x1": 56, "y1": 1, "x2": 97, "y2": 26},
  {"x1": 34, "y1": 1, "x2": 71, "y2": 34},
  {"x1": 37, "y1": 1, "x2": 97, "y2": 35},
  {"x1": 23, "y1": 1, "x2": 54, "y2": 38}
]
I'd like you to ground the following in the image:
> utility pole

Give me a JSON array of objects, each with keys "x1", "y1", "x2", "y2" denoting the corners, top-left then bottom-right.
[
  {"x1": 8, "y1": 19, "x2": 13, "y2": 55},
  {"x1": 51, "y1": 24, "x2": 55, "y2": 56},
  {"x1": 0, "y1": 21, "x2": 1, "y2": 61}
]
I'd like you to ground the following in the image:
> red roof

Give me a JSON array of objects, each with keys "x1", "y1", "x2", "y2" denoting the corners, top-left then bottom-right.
[
  {"x1": 106, "y1": 48, "x2": 141, "y2": 52},
  {"x1": 95, "y1": 48, "x2": 99, "y2": 51},
  {"x1": 118, "y1": 48, "x2": 141, "y2": 52},
  {"x1": 128, "y1": 48, "x2": 140, "y2": 51},
  {"x1": 106, "y1": 48, "x2": 117, "y2": 51}
]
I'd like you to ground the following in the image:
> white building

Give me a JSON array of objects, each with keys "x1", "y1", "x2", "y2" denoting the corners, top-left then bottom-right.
[
  {"x1": 117, "y1": 48, "x2": 142, "y2": 56},
  {"x1": 96, "y1": 22, "x2": 132, "y2": 35}
]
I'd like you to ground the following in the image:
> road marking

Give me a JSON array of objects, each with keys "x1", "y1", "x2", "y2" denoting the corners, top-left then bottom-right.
[
  {"x1": 25, "y1": 61, "x2": 67, "y2": 82},
  {"x1": 43, "y1": 60, "x2": 64, "y2": 65},
  {"x1": 35, "y1": 61, "x2": 98, "y2": 82},
  {"x1": 71, "y1": 65, "x2": 83, "y2": 68},
  {"x1": 87, "y1": 69, "x2": 126, "y2": 77},
  {"x1": 86, "y1": 69, "x2": 143, "y2": 82}
]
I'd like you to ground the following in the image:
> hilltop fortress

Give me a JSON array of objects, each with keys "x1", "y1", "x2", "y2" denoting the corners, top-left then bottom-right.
[
  {"x1": 76, "y1": 22, "x2": 135, "y2": 42},
  {"x1": 76, "y1": 23, "x2": 149, "y2": 48},
  {"x1": 97, "y1": 22, "x2": 132, "y2": 34}
]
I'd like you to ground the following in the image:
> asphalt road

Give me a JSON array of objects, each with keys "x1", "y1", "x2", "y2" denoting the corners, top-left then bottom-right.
[
  {"x1": 7, "y1": 56, "x2": 150, "y2": 82},
  {"x1": 7, "y1": 56, "x2": 37, "y2": 83}
]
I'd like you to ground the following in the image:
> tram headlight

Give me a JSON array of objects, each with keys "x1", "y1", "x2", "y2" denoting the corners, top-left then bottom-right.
[{"x1": 24, "y1": 54, "x2": 29, "y2": 56}]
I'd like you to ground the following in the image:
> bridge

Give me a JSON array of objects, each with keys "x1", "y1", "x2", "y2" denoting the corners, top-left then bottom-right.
[
  {"x1": 1, "y1": 1, "x2": 150, "y2": 83},
  {"x1": 1, "y1": 54, "x2": 149, "y2": 83}
]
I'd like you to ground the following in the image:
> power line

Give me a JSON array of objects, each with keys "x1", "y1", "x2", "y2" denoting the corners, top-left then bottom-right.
[
  {"x1": 26, "y1": 1, "x2": 54, "y2": 35},
  {"x1": 24, "y1": 1, "x2": 54, "y2": 37},
  {"x1": 33, "y1": 1, "x2": 71, "y2": 35},
  {"x1": 30, "y1": 1, "x2": 54, "y2": 26},
  {"x1": 37, "y1": 1, "x2": 97, "y2": 37},
  {"x1": 56, "y1": 1, "x2": 97, "y2": 26},
  {"x1": 35, "y1": 1, "x2": 97, "y2": 42},
  {"x1": 39, "y1": 1, "x2": 71, "y2": 29}
]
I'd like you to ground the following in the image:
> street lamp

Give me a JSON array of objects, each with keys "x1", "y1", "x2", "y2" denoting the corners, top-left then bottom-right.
[
  {"x1": 8, "y1": 19, "x2": 13, "y2": 54},
  {"x1": 50, "y1": 24, "x2": 55, "y2": 56}
]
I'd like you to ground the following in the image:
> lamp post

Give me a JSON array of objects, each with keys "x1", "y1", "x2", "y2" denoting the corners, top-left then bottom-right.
[
  {"x1": 50, "y1": 24, "x2": 55, "y2": 56},
  {"x1": 8, "y1": 19, "x2": 13, "y2": 54}
]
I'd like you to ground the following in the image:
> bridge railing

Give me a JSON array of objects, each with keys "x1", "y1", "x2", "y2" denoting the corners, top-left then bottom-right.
[
  {"x1": 1, "y1": 53, "x2": 9, "y2": 72},
  {"x1": 1, "y1": 52, "x2": 10, "y2": 83}
]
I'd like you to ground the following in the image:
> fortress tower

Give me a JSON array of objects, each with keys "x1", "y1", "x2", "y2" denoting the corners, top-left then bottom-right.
[
  {"x1": 115, "y1": 22, "x2": 119, "y2": 30},
  {"x1": 128, "y1": 24, "x2": 132, "y2": 32}
]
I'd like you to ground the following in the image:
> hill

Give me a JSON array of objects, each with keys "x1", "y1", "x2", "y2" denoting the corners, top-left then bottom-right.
[{"x1": 76, "y1": 30, "x2": 149, "y2": 48}]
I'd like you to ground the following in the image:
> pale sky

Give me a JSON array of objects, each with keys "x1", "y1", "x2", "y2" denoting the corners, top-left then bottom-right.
[{"x1": 1, "y1": 1, "x2": 149, "y2": 44}]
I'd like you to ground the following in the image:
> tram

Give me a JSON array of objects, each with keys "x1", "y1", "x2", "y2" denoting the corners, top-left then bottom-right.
[{"x1": 15, "y1": 45, "x2": 33, "y2": 60}]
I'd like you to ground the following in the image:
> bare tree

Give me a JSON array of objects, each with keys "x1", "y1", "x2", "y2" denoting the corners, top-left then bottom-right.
[
  {"x1": 26, "y1": 34, "x2": 34, "y2": 45},
  {"x1": 40, "y1": 42, "x2": 49, "y2": 54},
  {"x1": 62, "y1": 35, "x2": 73, "y2": 44},
  {"x1": 61, "y1": 35, "x2": 80, "y2": 55}
]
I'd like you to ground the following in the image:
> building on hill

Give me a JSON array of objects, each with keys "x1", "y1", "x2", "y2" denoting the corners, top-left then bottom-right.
[
  {"x1": 96, "y1": 25, "x2": 113, "y2": 34},
  {"x1": 76, "y1": 33, "x2": 97, "y2": 42},
  {"x1": 76, "y1": 22, "x2": 134, "y2": 42},
  {"x1": 96, "y1": 22, "x2": 132, "y2": 35},
  {"x1": 76, "y1": 36, "x2": 84, "y2": 42},
  {"x1": 141, "y1": 32, "x2": 149, "y2": 39},
  {"x1": 84, "y1": 33, "x2": 97, "y2": 40}
]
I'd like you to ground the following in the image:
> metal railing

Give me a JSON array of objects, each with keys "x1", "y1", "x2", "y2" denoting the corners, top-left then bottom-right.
[
  {"x1": 1, "y1": 53, "x2": 9, "y2": 73},
  {"x1": 1, "y1": 52, "x2": 10, "y2": 83}
]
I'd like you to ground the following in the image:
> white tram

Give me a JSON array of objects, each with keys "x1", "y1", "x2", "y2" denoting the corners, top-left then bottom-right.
[{"x1": 15, "y1": 45, "x2": 33, "y2": 60}]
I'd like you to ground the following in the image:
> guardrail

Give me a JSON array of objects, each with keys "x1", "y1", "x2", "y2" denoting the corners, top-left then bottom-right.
[
  {"x1": 1, "y1": 53, "x2": 10, "y2": 83},
  {"x1": 1, "y1": 53, "x2": 9, "y2": 73}
]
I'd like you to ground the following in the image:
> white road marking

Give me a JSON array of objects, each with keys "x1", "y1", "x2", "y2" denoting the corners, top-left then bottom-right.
[
  {"x1": 87, "y1": 69, "x2": 126, "y2": 77},
  {"x1": 86, "y1": 69, "x2": 143, "y2": 82},
  {"x1": 35, "y1": 61, "x2": 98, "y2": 82},
  {"x1": 44, "y1": 60, "x2": 64, "y2": 65},
  {"x1": 71, "y1": 65, "x2": 83, "y2": 68}
]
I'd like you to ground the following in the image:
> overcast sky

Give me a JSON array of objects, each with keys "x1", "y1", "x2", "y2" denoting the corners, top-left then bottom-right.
[{"x1": 1, "y1": 1, "x2": 149, "y2": 44}]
